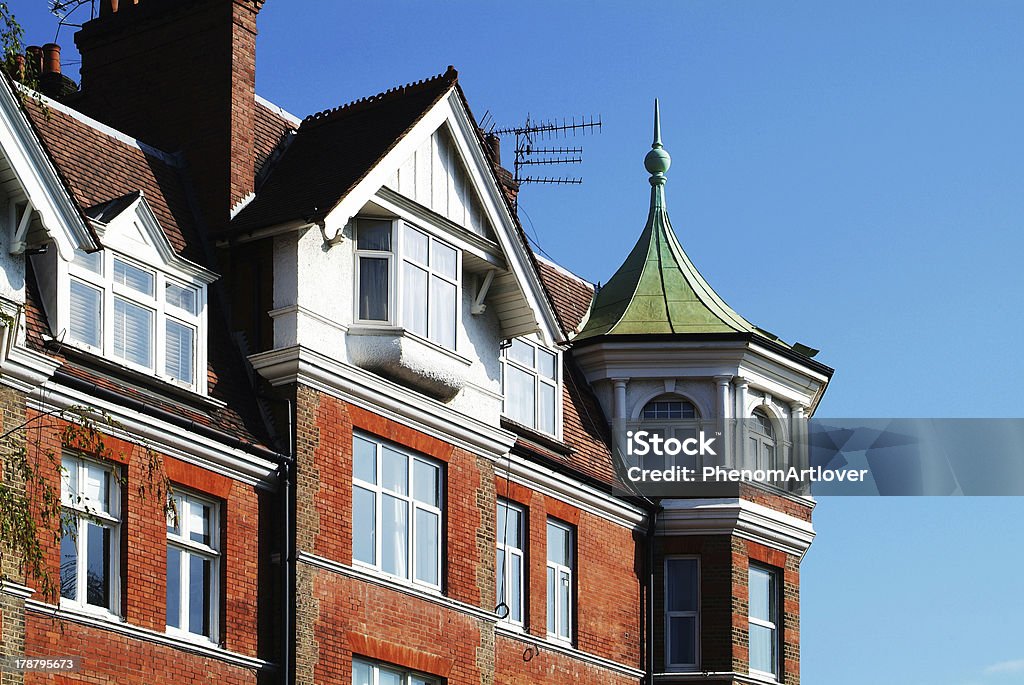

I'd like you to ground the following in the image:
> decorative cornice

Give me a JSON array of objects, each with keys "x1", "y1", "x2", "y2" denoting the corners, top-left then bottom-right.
[
  {"x1": 497, "y1": 451, "x2": 646, "y2": 530},
  {"x1": 249, "y1": 345, "x2": 516, "y2": 461},
  {"x1": 0, "y1": 344, "x2": 61, "y2": 392},
  {"x1": 25, "y1": 599, "x2": 271, "y2": 670},
  {"x1": 658, "y1": 497, "x2": 815, "y2": 558},
  {"x1": 0, "y1": 579, "x2": 34, "y2": 599}
]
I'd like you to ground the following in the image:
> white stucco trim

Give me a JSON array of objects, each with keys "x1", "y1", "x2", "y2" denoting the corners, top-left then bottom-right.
[
  {"x1": 0, "y1": 82, "x2": 97, "y2": 259},
  {"x1": 25, "y1": 599, "x2": 271, "y2": 670},
  {"x1": 249, "y1": 344, "x2": 516, "y2": 461},
  {"x1": 0, "y1": 344, "x2": 60, "y2": 392},
  {"x1": 28, "y1": 380, "x2": 279, "y2": 488},
  {"x1": 0, "y1": 579, "x2": 34, "y2": 599},
  {"x1": 496, "y1": 451, "x2": 646, "y2": 530},
  {"x1": 659, "y1": 497, "x2": 815, "y2": 558}
]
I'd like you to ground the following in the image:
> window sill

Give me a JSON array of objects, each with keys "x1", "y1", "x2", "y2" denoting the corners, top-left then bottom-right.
[
  {"x1": 347, "y1": 326, "x2": 471, "y2": 402},
  {"x1": 350, "y1": 559, "x2": 443, "y2": 596},
  {"x1": 58, "y1": 599, "x2": 121, "y2": 623},
  {"x1": 166, "y1": 626, "x2": 219, "y2": 648}
]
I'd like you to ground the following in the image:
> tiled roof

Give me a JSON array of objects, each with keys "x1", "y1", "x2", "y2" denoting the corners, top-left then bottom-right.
[
  {"x1": 534, "y1": 256, "x2": 595, "y2": 335},
  {"x1": 228, "y1": 67, "x2": 458, "y2": 236},
  {"x1": 20, "y1": 95, "x2": 273, "y2": 451},
  {"x1": 253, "y1": 97, "x2": 295, "y2": 178}
]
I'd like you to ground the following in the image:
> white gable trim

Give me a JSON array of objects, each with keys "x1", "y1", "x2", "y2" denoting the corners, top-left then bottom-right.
[
  {"x1": 0, "y1": 81, "x2": 97, "y2": 260},
  {"x1": 93, "y1": 192, "x2": 218, "y2": 284},
  {"x1": 319, "y1": 87, "x2": 562, "y2": 345}
]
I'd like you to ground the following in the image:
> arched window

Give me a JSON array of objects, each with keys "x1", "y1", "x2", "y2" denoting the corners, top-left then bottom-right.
[
  {"x1": 641, "y1": 397, "x2": 697, "y2": 420},
  {"x1": 749, "y1": 409, "x2": 777, "y2": 469},
  {"x1": 638, "y1": 396, "x2": 701, "y2": 471}
]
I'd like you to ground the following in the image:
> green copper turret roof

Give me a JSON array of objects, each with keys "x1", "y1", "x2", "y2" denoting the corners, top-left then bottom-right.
[{"x1": 574, "y1": 100, "x2": 763, "y2": 340}]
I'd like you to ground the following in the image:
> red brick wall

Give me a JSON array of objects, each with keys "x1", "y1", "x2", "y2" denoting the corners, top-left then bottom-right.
[
  {"x1": 494, "y1": 634, "x2": 637, "y2": 685},
  {"x1": 22, "y1": 412, "x2": 265, "y2": 682}
]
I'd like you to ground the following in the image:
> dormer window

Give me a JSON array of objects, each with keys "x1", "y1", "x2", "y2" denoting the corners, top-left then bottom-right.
[
  {"x1": 68, "y1": 249, "x2": 204, "y2": 389},
  {"x1": 33, "y1": 192, "x2": 215, "y2": 394},
  {"x1": 501, "y1": 336, "x2": 560, "y2": 436},
  {"x1": 354, "y1": 218, "x2": 460, "y2": 350}
]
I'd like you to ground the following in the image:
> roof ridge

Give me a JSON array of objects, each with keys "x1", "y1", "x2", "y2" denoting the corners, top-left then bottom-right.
[{"x1": 300, "y1": 65, "x2": 457, "y2": 129}]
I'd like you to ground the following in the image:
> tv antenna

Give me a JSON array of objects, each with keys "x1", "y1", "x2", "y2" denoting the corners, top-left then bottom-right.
[
  {"x1": 49, "y1": 1, "x2": 97, "y2": 38},
  {"x1": 490, "y1": 114, "x2": 602, "y2": 187}
]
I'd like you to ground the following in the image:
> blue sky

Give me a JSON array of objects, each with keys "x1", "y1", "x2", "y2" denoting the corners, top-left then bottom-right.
[{"x1": 15, "y1": 1, "x2": 1024, "y2": 682}]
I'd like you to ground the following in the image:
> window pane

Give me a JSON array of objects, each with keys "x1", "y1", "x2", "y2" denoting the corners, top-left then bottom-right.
[
  {"x1": 167, "y1": 546, "x2": 181, "y2": 628},
  {"x1": 113, "y1": 259, "x2": 154, "y2": 296},
  {"x1": 402, "y1": 262, "x2": 428, "y2": 337},
  {"x1": 166, "y1": 282, "x2": 197, "y2": 314},
  {"x1": 61, "y1": 456, "x2": 76, "y2": 505},
  {"x1": 749, "y1": 623, "x2": 775, "y2": 674},
  {"x1": 377, "y1": 668, "x2": 402, "y2": 685},
  {"x1": 413, "y1": 459, "x2": 439, "y2": 507},
  {"x1": 381, "y1": 447, "x2": 408, "y2": 495},
  {"x1": 73, "y1": 248, "x2": 102, "y2": 274},
  {"x1": 509, "y1": 553, "x2": 522, "y2": 622},
  {"x1": 506, "y1": 366, "x2": 535, "y2": 428},
  {"x1": 357, "y1": 220, "x2": 392, "y2": 251},
  {"x1": 558, "y1": 570, "x2": 570, "y2": 637},
  {"x1": 187, "y1": 500, "x2": 211, "y2": 545},
  {"x1": 538, "y1": 382, "x2": 556, "y2": 435},
  {"x1": 498, "y1": 502, "x2": 521, "y2": 549},
  {"x1": 429, "y1": 277, "x2": 456, "y2": 348},
  {"x1": 188, "y1": 554, "x2": 211, "y2": 636},
  {"x1": 85, "y1": 522, "x2": 110, "y2": 607},
  {"x1": 669, "y1": 615, "x2": 696, "y2": 665},
  {"x1": 431, "y1": 240, "x2": 458, "y2": 280},
  {"x1": 83, "y1": 462, "x2": 110, "y2": 512},
  {"x1": 352, "y1": 486, "x2": 376, "y2": 565},
  {"x1": 352, "y1": 660, "x2": 373, "y2": 685},
  {"x1": 414, "y1": 508, "x2": 439, "y2": 586},
  {"x1": 404, "y1": 225, "x2": 429, "y2": 265},
  {"x1": 509, "y1": 338, "x2": 534, "y2": 367},
  {"x1": 546, "y1": 566, "x2": 555, "y2": 634},
  {"x1": 69, "y1": 279, "x2": 102, "y2": 347},
  {"x1": 165, "y1": 319, "x2": 195, "y2": 384},
  {"x1": 547, "y1": 522, "x2": 570, "y2": 567},
  {"x1": 749, "y1": 567, "x2": 772, "y2": 622},
  {"x1": 536, "y1": 348, "x2": 556, "y2": 380},
  {"x1": 666, "y1": 558, "x2": 698, "y2": 612},
  {"x1": 114, "y1": 297, "x2": 154, "y2": 367},
  {"x1": 358, "y1": 257, "x2": 389, "y2": 321},
  {"x1": 60, "y1": 521, "x2": 78, "y2": 600},
  {"x1": 353, "y1": 436, "x2": 377, "y2": 484},
  {"x1": 381, "y1": 494, "x2": 408, "y2": 577}
]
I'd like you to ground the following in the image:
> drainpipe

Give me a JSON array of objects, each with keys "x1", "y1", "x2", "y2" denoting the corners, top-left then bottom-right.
[{"x1": 644, "y1": 501, "x2": 661, "y2": 685}]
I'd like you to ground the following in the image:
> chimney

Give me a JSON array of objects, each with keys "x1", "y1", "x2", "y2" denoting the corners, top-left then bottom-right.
[
  {"x1": 41, "y1": 43, "x2": 61, "y2": 75},
  {"x1": 38, "y1": 43, "x2": 79, "y2": 100},
  {"x1": 485, "y1": 134, "x2": 501, "y2": 165},
  {"x1": 74, "y1": 0, "x2": 264, "y2": 232}
]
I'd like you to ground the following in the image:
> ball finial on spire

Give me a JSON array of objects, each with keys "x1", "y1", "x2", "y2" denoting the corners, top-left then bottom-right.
[{"x1": 644, "y1": 98, "x2": 671, "y2": 179}]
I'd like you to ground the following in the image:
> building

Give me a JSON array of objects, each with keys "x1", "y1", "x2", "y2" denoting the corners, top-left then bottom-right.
[{"x1": 0, "y1": 1, "x2": 832, "y2": 684}]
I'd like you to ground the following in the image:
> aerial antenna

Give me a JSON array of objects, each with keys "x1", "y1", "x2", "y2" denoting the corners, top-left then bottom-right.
[
  {"x1": 490, "y1": 114, "x2": 602, "y2": 189},
  {"x1": 49, "y1": 0, "x2": 96, "y2": 39}
]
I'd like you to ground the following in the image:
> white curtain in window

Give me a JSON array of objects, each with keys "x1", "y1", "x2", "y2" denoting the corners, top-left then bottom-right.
[
  {"x1": 429, "y1": 277, "x2": 456, "y2": 348},
  {"x1": 114, "y1": 297, "x2": 153, "y2": 367},
  {"x1": 69, "y1": 280, "x2": 102, "y2": 347},
  {"x1": 402, "y1": 262, "x2": 428, "y2": 337},
  {"x1": 382, "y1": 494, "x2": 408, "y2": 578},
  {"x1": 507, "y1": 366, "x2": 535, "y2": 428}
]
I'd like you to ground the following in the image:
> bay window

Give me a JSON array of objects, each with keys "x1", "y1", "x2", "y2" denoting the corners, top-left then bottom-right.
[
  {"x1": 354, "y1": 218, "x2": 460, "y2": 349},
  {"x1": 60, "y1": 455, "x2": 120, "y2": 615},
  {"x1": 352, "y1": 433, "x2": 443, "y2": 588},
  {"x1": 502, "y1": 337, "x2": 559, "y2": 435},
  {"x1": 166, "y1": 491, "x2": 220, "y2": 641}
]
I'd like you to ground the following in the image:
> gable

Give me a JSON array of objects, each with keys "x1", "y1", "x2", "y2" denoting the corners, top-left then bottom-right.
[{"x1": 385, "y1": 125, "x2": 496, "y2": 242}]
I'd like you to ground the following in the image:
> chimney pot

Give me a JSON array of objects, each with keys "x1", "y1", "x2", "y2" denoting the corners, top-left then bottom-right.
[
  {"x1": 486, "y1": 134, "x2": 501, "y2": 165},
  {"x1": 25, "y1": 46, "x2": 43, "y2": 76},
  {"x1": 42, "y1": 44, "x2": 61, "y2": 75}
]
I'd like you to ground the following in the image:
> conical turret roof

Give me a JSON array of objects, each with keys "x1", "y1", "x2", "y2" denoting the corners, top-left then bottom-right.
[{"x1": 575, "y1": 101, "x2": 766, "y2": 340}]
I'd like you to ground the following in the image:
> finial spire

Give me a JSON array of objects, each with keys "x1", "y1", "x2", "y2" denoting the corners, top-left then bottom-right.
[{"x1": 644, "y1": 99, "x2": 671, "y2": 185}]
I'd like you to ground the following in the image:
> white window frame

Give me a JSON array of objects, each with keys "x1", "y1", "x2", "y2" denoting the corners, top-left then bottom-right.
[
  {"x1": 501, "y1": 336, "x2": 561, "y2": 437},
  {"x1": 166, "y1": 490, "x2": 220, "y2": 643},
  {"x1": 749, "y1": 410, "x2": 778, "y2": 471},
  {"x1": 664, "y1": 556, "x2": 700, "y2": 672},
  {"x1": 353, "y1": 217, "x2": 462, "y2": 350},
  {"x1": 59, "y1": 454, "x2": 121, "y2": 617},
  {"x1": 351, "y1": 433, "x2": 444, "y2": 590},
  {"x1": 545, "y1": 518, "x2": 573, "y2": 643},
  {"x1": 352, "y1": 657, "x2": 439, "y2": 685},
  {"x1": 639, "y1": 396, "x2": 703, "y2": 471},
  {"x1": 748, "y1": 564, "x2": 780, "y2": 680},
  {"x1": 65, "y1": 248, "x2": 207, "y2": 392},
  {"x1": 496, "y1": 499, "x2": 525, "y2": 627}
]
